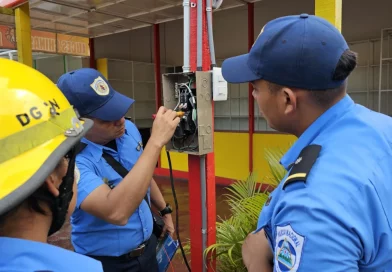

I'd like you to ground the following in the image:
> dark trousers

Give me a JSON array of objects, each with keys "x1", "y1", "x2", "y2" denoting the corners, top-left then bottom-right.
[{"x1": 88, "y1": 235, "x2": 159, "y2": 272}]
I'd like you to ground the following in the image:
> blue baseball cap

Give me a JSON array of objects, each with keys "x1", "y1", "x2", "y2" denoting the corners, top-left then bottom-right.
[
  {"x1": 57, "y1": 68, "x2": 135, "y2": 121},
  {"x1": 222, "y1": 14, "x2": 349, "y2": 90}
]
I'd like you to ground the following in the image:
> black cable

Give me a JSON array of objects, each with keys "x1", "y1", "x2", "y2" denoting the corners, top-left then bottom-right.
[{"x1": 166, "y1": 150, "x2": 191, "y2": 272}]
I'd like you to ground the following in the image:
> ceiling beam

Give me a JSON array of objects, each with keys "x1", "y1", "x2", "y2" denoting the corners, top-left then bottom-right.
[
  {"x1": 32, "y1": 0, "x2": 127, "y2": 30},
  {"x1": 92, "y1": 0, "x2": 262, "y2": 38},
  {"x1": 30, "y1": 0, "x2": 262, "y2": 39},
  {"x1": 41, "y1": 0, "x2": 154, "y2": 24},
  {"x1": 58, "y1": 1, "x2": 184, "y2": 36}
]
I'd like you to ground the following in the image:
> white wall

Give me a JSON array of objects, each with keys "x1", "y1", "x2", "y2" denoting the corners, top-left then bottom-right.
[{"x1": 94, "y1": 0, "x2": 392, "y2": 130}]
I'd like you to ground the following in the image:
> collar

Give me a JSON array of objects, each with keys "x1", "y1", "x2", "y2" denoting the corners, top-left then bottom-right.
[
  {"x1": 280, "y1": 94, "x2": 354, "y2": 170},
  {"x1": 81, "y1": 127, "x2": 129, "y2": 162}
]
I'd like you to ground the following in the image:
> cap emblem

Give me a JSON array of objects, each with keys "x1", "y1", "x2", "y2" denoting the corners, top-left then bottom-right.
[{"x1": 90, "y1": 76, "x2": 109, "y2": 96}]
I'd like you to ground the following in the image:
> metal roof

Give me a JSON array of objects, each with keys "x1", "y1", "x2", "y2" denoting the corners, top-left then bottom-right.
[{"x1": 0, "y1": 0, "x2": 258, "y2": 38}]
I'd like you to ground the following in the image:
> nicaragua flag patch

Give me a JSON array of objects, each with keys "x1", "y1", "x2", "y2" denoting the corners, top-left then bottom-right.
[{"x1": 274, "y1": 224, "x2": 305, "y2": 272}]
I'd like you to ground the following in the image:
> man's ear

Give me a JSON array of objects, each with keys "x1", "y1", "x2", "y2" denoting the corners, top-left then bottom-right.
[
  {"x1": 281, "y1": 87, "x2": 297, "y2": 115},
  {"x1": 45, "y1": 175, "x2": 60, "y2": 197}
]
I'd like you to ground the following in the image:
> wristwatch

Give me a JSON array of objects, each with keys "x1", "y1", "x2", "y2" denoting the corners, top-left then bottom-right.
[{"x1": 159, "y1": 204, "x2": 173, "y2": 217}]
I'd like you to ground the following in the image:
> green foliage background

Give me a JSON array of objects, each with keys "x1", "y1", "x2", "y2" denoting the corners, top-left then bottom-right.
[{"x1": 180, "y1": 147, "x2": 290, "y2": 271}]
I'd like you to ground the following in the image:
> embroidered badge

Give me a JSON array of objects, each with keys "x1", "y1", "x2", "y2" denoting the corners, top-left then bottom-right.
[
  {"x1": 275, "y1": 224, "x2": 305, "y2": 272},
  {"x1": 74, "y1": 165, "x2": 81, "y2": 184},
  {"x1": 90, "y1": 76, "x2": 109, "y2": 96}
]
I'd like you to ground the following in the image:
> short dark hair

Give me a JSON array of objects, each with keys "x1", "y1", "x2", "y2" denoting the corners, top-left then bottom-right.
[
  {"x1": 268, "y1": 49, "x2": 358, "y2": 106},
  {"x1": 0, "y1": 186, "x2": 53, "y2": 228}
]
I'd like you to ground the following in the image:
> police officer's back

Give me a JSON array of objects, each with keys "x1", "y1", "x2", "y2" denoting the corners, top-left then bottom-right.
[
  {"x1": 222, "y1": 14, "x2": 392, "y2": 271},
  {"x1": 0, "y1": 59, "x2": 102, "y2": 271}
]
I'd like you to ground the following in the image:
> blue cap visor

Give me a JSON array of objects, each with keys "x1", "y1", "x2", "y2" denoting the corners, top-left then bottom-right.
[
  {"x1": 89, "y1": 90, "x2": 135, "y2": 121},
  {"x1": 221, "y1": 53, "x2": 261, "y2": 84}
]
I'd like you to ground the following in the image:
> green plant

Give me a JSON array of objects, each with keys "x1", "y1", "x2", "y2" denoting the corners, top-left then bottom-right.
[
  {"x1": 177, "y1": 147, "x2": 290, "y2": 271},
  {"x1": 204, "y1": 173, "x2": 268, "y2": 271},
  {"x1": 264, "y1": 146, "x2": 290, "y2": 186},
  {"x1": 203, "y1": 147, "x2": 289, "y2": 272}
]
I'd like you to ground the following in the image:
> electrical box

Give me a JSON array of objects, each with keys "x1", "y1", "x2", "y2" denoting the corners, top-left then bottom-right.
[
  {"x1": 212, "y1": 67, "x2": 228, "y2": 101},
  {"x1": 162, "y1": 71, "x2": 213, "y2": 155}
]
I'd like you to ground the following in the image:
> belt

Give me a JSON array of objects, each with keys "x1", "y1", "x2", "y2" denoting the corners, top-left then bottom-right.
[
  {"x1": 87, "y1": 238, "x2": 150, "y2": 261},
  {"x1": 123, "y1": 239, "x2": 149, "y2": 259}
]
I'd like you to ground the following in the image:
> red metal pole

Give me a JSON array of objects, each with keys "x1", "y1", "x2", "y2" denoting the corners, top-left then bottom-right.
[
  {"x1": 203, "y1": 1, "x2": 216, "y2": 271},
  {"x1": 188, "y1": 0, "x2": 216, "y2": 271},
  {"x1": 188, "y1": 0, "x2": 202, "y2": 270},
  {"x1": 248, "y1": 3, "x2": 254, "y2": 173},
  {"x1": 89, "y1": 38, "x2": 96, "y2": 69},
  {"x1": 153, "y1": 24, "x2": 162, "y2": 168}
]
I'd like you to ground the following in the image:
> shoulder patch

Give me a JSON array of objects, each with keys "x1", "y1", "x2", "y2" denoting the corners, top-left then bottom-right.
[
  {"x1": 275, "y1": 224, "x2": 305, "y2": 272},
  {"x1": 283, "y1": 144, "x2": 321, "y2": 190}
]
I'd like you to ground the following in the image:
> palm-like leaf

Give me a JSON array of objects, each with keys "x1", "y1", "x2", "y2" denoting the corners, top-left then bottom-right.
[
  {"x1": 264, "y1": 146, "x2": 291, "y2": 186},
  {"x1": 224, "y1": 172, "x2": 259, "y2": 212},
  {"x1": 204, "y1": 181, "x2": 275, "y2": 269},
  {"x1": 180, "y1": 147, "x2": 291, "y2": 272}
]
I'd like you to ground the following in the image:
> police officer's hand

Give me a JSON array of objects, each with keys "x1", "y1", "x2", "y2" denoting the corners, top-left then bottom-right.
[
  {"x1": 151, "y1": 106, "x2": 181, "y2": 148},
  {"x1": 242, "y1": 230, "x2": 273, "y2": 272},
  {"x1": 161, "y1": 214, "x2": 175, "y2": 238}
]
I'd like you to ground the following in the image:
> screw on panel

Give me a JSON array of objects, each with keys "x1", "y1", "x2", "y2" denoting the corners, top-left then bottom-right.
[{"x1": 202, "y1": 78, "x2": 208, "y2": 89}]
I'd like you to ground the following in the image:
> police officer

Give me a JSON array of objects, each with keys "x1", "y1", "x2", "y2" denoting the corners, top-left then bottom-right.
[
  {"x1": 0, "y1": 59, "x2": 102, "y2": 271},
  {"x1": 222, "y1": 14, "x2": 392, "y2": 271},
  {"x1": 56, "y1": 68, "x2": 180, "y2": 271}
]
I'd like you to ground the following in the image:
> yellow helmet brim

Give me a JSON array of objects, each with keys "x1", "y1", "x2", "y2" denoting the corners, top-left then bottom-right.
[{"x1": 0, "y1": 118, "x2": 93, "y2": 215}]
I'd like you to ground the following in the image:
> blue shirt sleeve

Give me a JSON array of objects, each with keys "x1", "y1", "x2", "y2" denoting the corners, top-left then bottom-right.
[
  {"x1": 75, "y1": 156, "x2": 105, "y2": 208},
  {"x1": 271, "y1": 183, "x2": 361, "y2": 272}
]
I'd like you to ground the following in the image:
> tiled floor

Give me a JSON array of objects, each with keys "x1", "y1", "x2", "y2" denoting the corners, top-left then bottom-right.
[{"x1": 48, "y1": 176, "x2": 232, "y2": 272}]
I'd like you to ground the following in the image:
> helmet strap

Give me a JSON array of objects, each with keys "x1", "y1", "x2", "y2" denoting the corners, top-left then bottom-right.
[{"x1": 48, "y1": 147, "x2": 77, "y2": 236}]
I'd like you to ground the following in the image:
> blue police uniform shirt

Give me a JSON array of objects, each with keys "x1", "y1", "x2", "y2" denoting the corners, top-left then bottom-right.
[
  {"x1": 0, "y1": 237, "x2": 103, "y2": 271},
  {"x1": 255, "y1": 95, "x2": 392, "y2": 271},
  {"x1": 71, "y1": 120, "x2": 153, "y2": 256}
]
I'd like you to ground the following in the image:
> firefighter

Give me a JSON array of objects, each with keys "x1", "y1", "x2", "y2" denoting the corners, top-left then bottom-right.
[{"x1": 0, "y1": 59, "x2": 103, "y2": 271}]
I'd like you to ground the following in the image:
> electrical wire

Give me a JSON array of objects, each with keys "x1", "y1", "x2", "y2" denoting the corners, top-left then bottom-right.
[
  {"x1": 166, "y1": 151, "x2": 191, "y2": 272},
  {"x1": 178, "y1": 82, "x2": 195, "y2": 103},
  {"x1": 172, "y1": 130, "x2": 198, "y2": 152},
  {"x1": 172, "y1": 81, "x2": 198, "y2": 152}
]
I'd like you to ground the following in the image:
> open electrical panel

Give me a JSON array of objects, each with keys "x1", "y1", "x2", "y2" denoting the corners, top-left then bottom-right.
[{"x1": 162, "y1": 71, "x2": 214, "y2": 155}]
